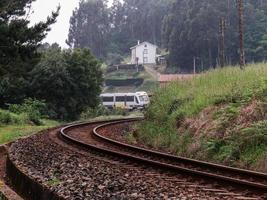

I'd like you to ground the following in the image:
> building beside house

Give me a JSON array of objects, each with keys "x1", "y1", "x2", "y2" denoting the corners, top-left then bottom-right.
[{"x1": 130, "y1": 41, "x2": 157, "y2": 65}]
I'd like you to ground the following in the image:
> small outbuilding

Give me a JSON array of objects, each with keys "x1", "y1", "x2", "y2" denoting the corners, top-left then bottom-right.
[{"x1": 130, "y1": 41, "x2": 157, "y2": 65}]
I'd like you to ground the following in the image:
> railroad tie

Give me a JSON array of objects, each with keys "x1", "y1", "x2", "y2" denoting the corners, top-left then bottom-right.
[
  {"x1": 217, "y1": 192, "x2": 242, "y2": 196},
  {"x1": 202, "y1": 189, "x2": 227, "y2": 192},
  {"x1": 234, "y1": 197, "x2": 260, "y2": 200}
]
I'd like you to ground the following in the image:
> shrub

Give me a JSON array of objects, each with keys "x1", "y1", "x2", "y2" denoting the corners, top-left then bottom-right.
[
  {"x1": 80, "y1": 106, "x2": 110, "y2": 120},
  {"x1": 0, "y1": 109, "x2": 27, "y2": 125},
  {"x1": 29, "y1": 48, "x2": 103, "y2": 120},
  {"x1": 80, "y1": 106, "x2": 129, "y2": 120},
  {"x1": 9, "y1": 98, "x2": 46, "y2": 125}
]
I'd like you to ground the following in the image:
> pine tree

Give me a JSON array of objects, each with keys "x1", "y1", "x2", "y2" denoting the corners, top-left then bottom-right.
[
  {"x1": 0, "y1": 0, "x2": 59, "y2": 106},
  {"x1": 67, "y1": 0, "x2": 109, "y2": 59}
]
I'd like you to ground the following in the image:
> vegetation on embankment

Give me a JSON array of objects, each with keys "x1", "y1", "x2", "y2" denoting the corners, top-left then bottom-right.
[
  {"x1": 0, "y1": 99, "x2": 60, "y2": 144},
  {"x1": 104, "y1": 69, "x2": 158, "y2": 93},
  {"x1": 0, "y1": 119, "x2": 59, "y2": 145},
  {"x1": 136, "y1": 63, "x2": 267, "y2": 172},
  {"x1": 0, "y1": 109, "x2": 59, "y2": 144}
]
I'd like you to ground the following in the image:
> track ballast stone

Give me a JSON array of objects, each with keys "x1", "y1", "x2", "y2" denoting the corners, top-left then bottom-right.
[{"x1": 8, "y1": 130, "x2": 237, "y2": 200}]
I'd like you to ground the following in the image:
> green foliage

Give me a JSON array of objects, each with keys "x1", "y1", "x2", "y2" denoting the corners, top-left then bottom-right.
[
  {"x1": 67, "y1": 0, "x2": 172, "y2": 58},
  {"x1": 80, "y1": 106, "x2": 128, "y2": 120},
  {"x1": 29, "y1": 48, "x2": 103, "y2": 120},
  {"x1": 0, "y1": 119, "x2": 60, "y2": 144},
  {"x1": 0, "y1": 0, "x2": 59, "y2": 106},
  {"x1": 146, "y1": 64, "x2": 267, "y2": 126},
  {"x1": 0, "y1": 109, "x2": 26, "y2": 125},
  {"x1": 106, "y1": 53, "x2": 124, "y2": 66},
  {"x1": 67, "y1": 0, "x2": 110, "y2": 58},
  {"x1": 9, "y1": 98, "x2": 46, "y2": 125},
  {"x1": 137, "y1": 64, "x2": 267, "y2": 170},
  {"x1": 67, "y1": 0, "x2": 267, "y2": 71},
  {"x1": 80, "y1": 106, "x2": 110, "y2": 119},
  {"x1": 201, "y1": 120, "x2": 267, "y2": 167},
  {"x1": 162, "y1": 0, "x2": 267, "y2": 71}
]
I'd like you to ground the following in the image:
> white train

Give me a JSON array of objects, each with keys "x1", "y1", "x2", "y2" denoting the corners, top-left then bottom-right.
[{"x1": 100, "y1": 91, "x2": 150, "y2": 110}]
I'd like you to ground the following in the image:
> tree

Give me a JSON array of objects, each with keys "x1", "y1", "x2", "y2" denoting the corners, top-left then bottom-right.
[
  {"x1": 29, "y1": 48, "x2": 103, "y2": 120},
  {"x1": 162, "y1": 0, "x2": 267, "y2": 72},
  {"x1": 67, "y1": 0, "x2": 110, "y2": 59},
  {"x1": 0, "y1": 0, "x2": 59, "y2": 106},
  {"x1": 67, "y1": 0, "x2": 173, "y2": 58}
]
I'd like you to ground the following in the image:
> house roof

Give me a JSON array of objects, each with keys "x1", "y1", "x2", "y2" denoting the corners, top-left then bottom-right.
[
  {"x1": 158, "y1": 74, "x2": 196, "y2": 83},
  {"x1": 130, "y1": 41, "x2": 158, "y2": 50}
]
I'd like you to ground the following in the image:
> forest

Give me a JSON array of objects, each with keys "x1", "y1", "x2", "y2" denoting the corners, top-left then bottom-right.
[
  {"x1": 68, "y1": 0, "x2": 267, "y2": 72},
  {"x1": 0, "y1": 0, "x2": 103, "y2": 121}
]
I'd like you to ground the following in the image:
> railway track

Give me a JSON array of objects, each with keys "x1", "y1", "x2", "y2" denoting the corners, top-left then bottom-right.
[{"x1": 60, "y1": 118, "x2": 267, "y2": 198}]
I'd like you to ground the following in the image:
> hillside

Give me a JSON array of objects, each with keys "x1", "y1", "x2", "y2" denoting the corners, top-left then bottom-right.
[
  {"x1": 103, "y1": 65, "x2": 158, "y2": 93},
  {"x1": 135, "y1": 63, "x2": 267, "y2": 172}
]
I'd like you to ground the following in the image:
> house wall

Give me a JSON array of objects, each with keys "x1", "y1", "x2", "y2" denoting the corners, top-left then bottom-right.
[
  {"x1": 131, "y1": 42, "x2": 157, "y2": 65},
  {"x1": 131, "y1": 48, "x2": 136, "y2": 64}
]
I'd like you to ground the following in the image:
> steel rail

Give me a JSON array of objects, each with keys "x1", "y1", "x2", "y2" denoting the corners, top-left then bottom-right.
[{"x1": 60, "y1": 118, "x2": 267, "y2": 194}]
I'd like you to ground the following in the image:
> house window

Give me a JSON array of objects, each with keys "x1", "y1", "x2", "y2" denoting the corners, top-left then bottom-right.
[
  {"x1": 144, "y1": 57, "x2": 148, "y2": 63},
  {"x1": 144, "y1": 49, "x2": 148, "y2": 54}
]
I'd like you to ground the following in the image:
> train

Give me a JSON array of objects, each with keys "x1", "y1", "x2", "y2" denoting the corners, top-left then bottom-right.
[{"x1": 100, "y1": 91, "x2": 150, "y2": 110}]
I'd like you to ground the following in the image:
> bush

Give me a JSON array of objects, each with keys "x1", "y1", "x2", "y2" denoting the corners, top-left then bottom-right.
[
  {"x1": 80, "y1": 106, "x2": 110, "y2": 120},
  {"x1": 29, "y1": 48, "x2": 103, "y2": 120},
  {"x1": 80, "y1": 106, "x2": 129, "y2": 120},
  {"x1": 9, "y1": 98, "x2": 46, "y2": 125},
  {"x1": 0, "y1": 109, "x2": 27, "y2": 125}
]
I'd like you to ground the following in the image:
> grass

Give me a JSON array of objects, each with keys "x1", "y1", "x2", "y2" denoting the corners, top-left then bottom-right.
[
  {"x1": 105, "y1": 71, "x2": 140, "y2": 79},
  {"x1": 137, "y1": 63, "x2": 267, "y2": 171},
  {"x1": 47, "y1": 177, "x2": 61, "y2": 186},
  {"x1": 82, "y1": 111, "x2": 144, "y2": 122},
  {"x1": 104, "y1": 69, "x2": 159, "y2": 93},
  {"x1": 0, "y1": 119, "x2": 60, "y2": 144}
]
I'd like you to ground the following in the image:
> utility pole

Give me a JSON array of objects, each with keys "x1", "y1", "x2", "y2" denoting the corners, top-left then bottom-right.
[
  {"x1": 193, "y1": 57, "x2": 196, "y2": 74},
  {"x1": 237, "y1": 0, "x2": 245, "y2": 69},
  {"x1": 219, "y1": 17, "x2": 226, "y2": 67}
]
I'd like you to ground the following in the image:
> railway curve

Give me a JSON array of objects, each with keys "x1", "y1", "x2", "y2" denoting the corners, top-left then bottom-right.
[
  {"x1": 5, "y1": 118, "x2": 267, "y2": 200},
  {"x1": 60, "y1": 118, "x2": 267, "y2": 199}
]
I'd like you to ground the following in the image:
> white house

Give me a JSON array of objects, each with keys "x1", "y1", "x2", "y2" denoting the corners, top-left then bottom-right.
[{"x1": 130, "y1": 41, "x2": 157, "y2": 65}]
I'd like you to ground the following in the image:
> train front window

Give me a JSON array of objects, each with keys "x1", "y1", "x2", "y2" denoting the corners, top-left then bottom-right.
[
  {"x1": 135, "y1": 96, "x2": 139, "y2": 104},
  {"x1": 139, "y1": 95, "x2": 149, "y2": 102}
]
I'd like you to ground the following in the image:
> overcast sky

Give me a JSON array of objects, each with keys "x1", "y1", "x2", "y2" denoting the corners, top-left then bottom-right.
[{"x1": 30, "y1": 0, "x2": 113, "y2": 48}]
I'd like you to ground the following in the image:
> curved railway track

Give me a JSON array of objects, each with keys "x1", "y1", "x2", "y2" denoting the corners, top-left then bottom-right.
[{"x1": 60, "y1": 118, "x2": 267, "y2": 198}]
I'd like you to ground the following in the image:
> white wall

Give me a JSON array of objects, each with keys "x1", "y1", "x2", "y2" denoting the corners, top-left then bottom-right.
[{"x1": 131, "y1": 42, "x2": 157, "y2": 64}]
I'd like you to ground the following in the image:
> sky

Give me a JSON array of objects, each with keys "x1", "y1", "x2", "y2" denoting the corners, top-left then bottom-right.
[{"x1": 30, "y1": 0, "x2": 113, "y2": 48}]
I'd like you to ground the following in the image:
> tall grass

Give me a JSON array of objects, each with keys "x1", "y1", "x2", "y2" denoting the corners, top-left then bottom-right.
[
  {"x1": 145, "y1": 64, "x2": 267, "y2": 125},
  {"x1": 137, "y1": 63, "x2": 267, "y2": 170}
]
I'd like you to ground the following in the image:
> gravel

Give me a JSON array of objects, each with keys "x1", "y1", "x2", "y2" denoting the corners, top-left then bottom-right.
[{"x1": 8, "y1": 127, "x2": 256, "y2": 200}]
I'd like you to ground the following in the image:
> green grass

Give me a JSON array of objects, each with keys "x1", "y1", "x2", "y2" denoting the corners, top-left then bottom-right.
[
  {"x1": 104, "y1": 69, "x2": 159, "y2": 93},
  {"x1": 0, "y1": 119, "x2": 60, "y2": 144},
  {"x1": 148, "y1": 64, "x2": 267, "y2": 119},
  {"x1": 82, "y1": 111, "x2": 144, "y2": 122},
  {"x1": 137, "y1": 63, "x2": 267, "y2": 171},
  {"x1": 47, "y1": 177, "x2": 61, "y2": 186},
  {"x1": 105, "y1": 71, "x2": 140, "y2": 79}
]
